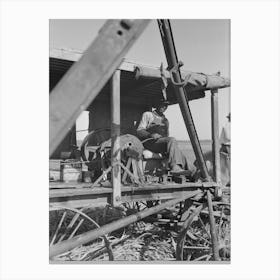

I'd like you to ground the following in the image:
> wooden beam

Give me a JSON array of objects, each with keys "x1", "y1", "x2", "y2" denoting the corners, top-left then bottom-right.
[
  {"x1": 49, "y1": 19, "x2": 150, "y2": 156},
  {"x1": 49, "y1": 181, "x2": 219, "y2": 195},
  {"x1": 49, "y1": 182, "x2": 219, "y2": 209},
  {"x1": 111, "y1": 70, "x2": 121, "y2": 206},
  {"x1": 211, "y1": 89, "x2": 221, "y2": 183},
  {"x1": 134, "y1": 65, "x2": 230, "y2": 92},
  {"x1": 50, "y1": 49, "x2": 230, "y2": 93},
  {"x1": 206, "y1": 190, "x2": 220, "y2": 260}
]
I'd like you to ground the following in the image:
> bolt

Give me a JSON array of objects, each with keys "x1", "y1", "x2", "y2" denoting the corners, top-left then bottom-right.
[{"x1": 120, "y1": 19, "x2": 134, "y2": 30}]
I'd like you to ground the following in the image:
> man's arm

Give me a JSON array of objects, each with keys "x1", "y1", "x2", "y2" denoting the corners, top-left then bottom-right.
[
  {"x1": 136, "y1": 112, "x2": 152, "y2": 139},
  {"x1": 166, "y1": 118, "x2": 170, "y2": 137},
  {"x1": 137, "y1": 129, "x2": 151, "y2": 139},
  {"x1": 220, "y1": 123, "x2": 230, "y2": 145}
]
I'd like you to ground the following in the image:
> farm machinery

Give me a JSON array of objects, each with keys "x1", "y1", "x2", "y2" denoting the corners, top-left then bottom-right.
[{"x1": 49, "y1": 19, "x2": 230, "y2": 261}]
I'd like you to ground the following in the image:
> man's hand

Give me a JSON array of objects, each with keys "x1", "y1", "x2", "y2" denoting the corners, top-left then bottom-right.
[{"x1": 151, "y1": 133, "x2": 162, "y2": 139}]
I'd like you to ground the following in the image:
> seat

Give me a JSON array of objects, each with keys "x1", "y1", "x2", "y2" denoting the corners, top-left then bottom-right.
[{"x1": 141, "y1": 149, "x2": 168, "y2": 177}]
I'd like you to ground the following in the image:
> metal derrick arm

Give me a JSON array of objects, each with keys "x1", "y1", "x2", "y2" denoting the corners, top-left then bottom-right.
[
  {"x1": 157, "y1": 19, "x2": 211, "y2": 181},
  {"x1": 157, "y1": 19, "x2": 220, "y2": 260}
]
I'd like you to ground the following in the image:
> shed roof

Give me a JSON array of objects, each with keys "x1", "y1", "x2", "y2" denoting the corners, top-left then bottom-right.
[{"x1": 50, "y1": 48, "x2": 230, "y2": 106}]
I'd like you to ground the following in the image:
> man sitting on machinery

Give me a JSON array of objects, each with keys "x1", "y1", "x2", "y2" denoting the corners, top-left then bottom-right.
[{"x1": 136, "y1": 99, "x2": 190, "y2": 175}]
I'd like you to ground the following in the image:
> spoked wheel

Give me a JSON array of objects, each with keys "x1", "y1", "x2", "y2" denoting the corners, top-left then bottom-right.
[
  {"x1": 49, "y1": 206, "x2": 114, "y2": 261},
  {"x1": 122, "y1": 200, "x2": 160, "y2": 215},
  {"x1": 80, "y1": 128, "x2": 112, "y2": 181},
  {"x1": 176, "y1": 202, "x2": 230, "y2": 261},
  {"x1": 123, "y1": 201, "x2": 144, "y2": 214},
  {"x1": 80, "y1": 128, "x2": 111, "y2": 162},
  {"x1": 81, "y1": 129, "x2": 144, "y2": 184}
]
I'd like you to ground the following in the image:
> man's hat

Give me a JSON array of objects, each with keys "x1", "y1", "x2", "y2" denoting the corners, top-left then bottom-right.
[{"x1": 157, "y1": 99, "x2": 170, "y2": 106}]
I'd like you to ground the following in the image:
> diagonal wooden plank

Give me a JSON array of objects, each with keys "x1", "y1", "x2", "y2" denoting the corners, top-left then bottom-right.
[{"x1": 50, "y1": 19, "x2": 150, "y2": 156}]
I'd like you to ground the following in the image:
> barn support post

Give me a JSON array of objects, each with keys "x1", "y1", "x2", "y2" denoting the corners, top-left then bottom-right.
[
  {"x1": 211, "y1": 89, "x2": 221, "y2": 183},
  {"x1": 49, "y1": 19, "x2": 150, "y2": 156},
  {"x1": 49, "y1": 189, "x2": 202, "y2": 258},
  {"x1": 111, "y1": 70, "x2": 121, "y2": 206}
]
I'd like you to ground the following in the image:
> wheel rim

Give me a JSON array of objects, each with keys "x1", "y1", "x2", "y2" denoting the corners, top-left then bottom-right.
[
  {"x1": 49, "y1": 206, "x2": 114, "y2": 261},
  {"x1": 176, "y1": 202, "x2": 230, "y2": 261}
]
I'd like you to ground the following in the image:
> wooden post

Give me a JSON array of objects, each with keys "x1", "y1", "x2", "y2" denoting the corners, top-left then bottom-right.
[
  {"x1": 59, "y1": 161, "x2": 64, "y2": 182},
  {"x1": 206, "y1": 190, "x2": 220, "y2": 260},
  {"x1": 111, "y1": 70, "x2": 121, "y2": 206},
  {"x1": 211, "y1": 89, "x2": 221, "y2": 183}
]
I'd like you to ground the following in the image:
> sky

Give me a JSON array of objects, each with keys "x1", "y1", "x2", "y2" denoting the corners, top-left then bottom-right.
[{"x1": 50, "y1": 19, "x2": 230, "y2": 140}]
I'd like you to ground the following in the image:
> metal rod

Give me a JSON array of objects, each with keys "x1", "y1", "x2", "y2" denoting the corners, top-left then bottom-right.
[
  {"x1": 157, "y1": 19, "x2": 211, "y2": 181},
  {"x1": 111, "y1": 70, "x2": 121, "y2": 206},
  {"x1": 198, "y1": 215, "x2": 211, "y2": 240},
  {"x1": 49, "y1": 19, "x2": 150, "y2": 156},
  {"x1": 49, "y1": 189, "x2": 202, "y2": 258},
  {"x1": 211, "y1": 89, "x2": 221, "y2": 182},
  {"x1": 206, "y1": 190, "x2": 220, "y2": 260},
  {"x1": 68, "y1": 218, "x2": 84, "y2": 240},
  {"x1": 50, "y1": 211, "x2": 66, "y2": 246},
  {"x1": 57, "y1": 212, "x2": 80, "y2": 243}
]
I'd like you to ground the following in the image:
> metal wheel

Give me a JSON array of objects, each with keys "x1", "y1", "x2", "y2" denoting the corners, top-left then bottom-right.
[
  {"x1": 122, "y1": 200, "x2": 159, "y2": 215},
  {"x1": 80, "y1": 128, "x2": 111, "y2": 162},
  {"x1": 176, "y1": 202, "x2": 230, "y2": 261},
  {"x1": 49, "y1": 206, "x2": 114, "y2": 261},
  {"x1": 81, "y1": 129, "x2": 144, "y2": 184},
  {"x1": 80, "y1": 128, "x2": 112, "y2": 181}
]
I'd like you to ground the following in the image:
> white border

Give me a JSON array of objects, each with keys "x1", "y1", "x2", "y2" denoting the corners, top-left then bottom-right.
[{"x1": 1, "y1": 1, "x2": 280, "y2": 280}]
